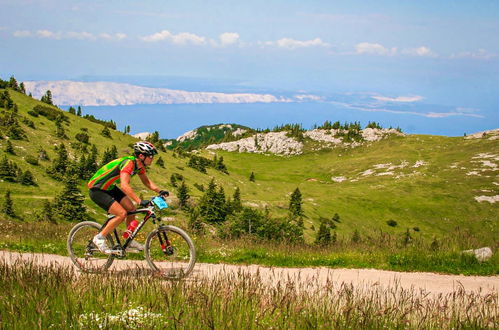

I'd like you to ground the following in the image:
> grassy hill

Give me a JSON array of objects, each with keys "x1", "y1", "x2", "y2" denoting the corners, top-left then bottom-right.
[{"x1": 0, "y1": 87, "x2": 498, "y2": 273}]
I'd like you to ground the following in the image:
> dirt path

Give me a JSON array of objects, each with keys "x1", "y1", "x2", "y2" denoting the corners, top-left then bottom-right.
[{"x1": 1, "y1": 250, "x2": 497, "y2": 296}]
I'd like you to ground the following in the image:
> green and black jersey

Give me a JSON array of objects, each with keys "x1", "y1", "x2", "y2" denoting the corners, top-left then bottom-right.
[{"x1": 87, "y1": 156, "x2": 145, "y2": 191}]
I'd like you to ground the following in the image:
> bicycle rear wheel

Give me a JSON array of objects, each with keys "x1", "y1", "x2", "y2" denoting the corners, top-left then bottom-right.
[
  {"x1": 67, "y1": 221, "x2": 115, "y2": 273},
  {"x1": 144, "y1": 225, "x2": 196, "y2": 279}
]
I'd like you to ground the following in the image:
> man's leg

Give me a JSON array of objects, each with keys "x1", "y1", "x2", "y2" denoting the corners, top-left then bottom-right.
[
  {"x1": 120, "y1": 196, "x2": 136, "y2": 226},
  {"x1": 100, "y1": 201, "x2": 127, "y2": 237}
]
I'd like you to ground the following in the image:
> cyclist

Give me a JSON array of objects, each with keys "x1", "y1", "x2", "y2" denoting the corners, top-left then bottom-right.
[{"x1": 88, "y1": 141, "x2": 169, "y2": 254}]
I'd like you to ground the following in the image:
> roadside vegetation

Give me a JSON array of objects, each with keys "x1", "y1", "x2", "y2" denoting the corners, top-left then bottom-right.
[{"x1": 1, "y1": 258, "x2": 497, "y2": 328}]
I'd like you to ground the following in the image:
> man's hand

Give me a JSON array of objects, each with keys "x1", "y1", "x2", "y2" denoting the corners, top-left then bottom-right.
[
  {"x1": 139, "y1": 200, "x2": 151, "y2": 207},
  {"x1": 159, "y1": 190, "x2": 169, "y2": 197}
]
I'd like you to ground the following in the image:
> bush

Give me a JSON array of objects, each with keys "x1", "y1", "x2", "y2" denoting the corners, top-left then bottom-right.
[
  {"x1": 31, "y1": 105, "x2": 69, "y2": 122},
  {"x1": 219, "y1": 207, "x2": 303, "y2": 242},
  {"x1": 75, "y1": 132, "x2": 90, "y2": 144},
  {"x1": 193, "y1": 183, "x2": 204, "y2": 192},
  {"x1": 25, "y1": 155, "x2": 39, "y2": 166},
  {"x1": 386, "y1": 219, "x2": 398, "y2": 227}
]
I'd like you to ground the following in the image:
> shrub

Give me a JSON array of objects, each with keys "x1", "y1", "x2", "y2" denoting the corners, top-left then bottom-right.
[
  {"x1": 25, "y1": 155, "x2": 39, "y2": 166},
  {"x1": 386, "y1": 219, "x2": 398, "y2": 227},
  {"x1": 193, "y1": 183, "x2": 205, "y2": 192},
  {"x1": 75, "y1": 132, "x2": 90, "y2": 144},
  {"x1": 413, "y1": 226, "x2": 420, "y2": 232}
]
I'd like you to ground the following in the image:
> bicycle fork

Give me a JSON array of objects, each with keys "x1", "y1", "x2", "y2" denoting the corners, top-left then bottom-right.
[{"x1": 157, "y1": 228, "x2": 174, "y2": 256}]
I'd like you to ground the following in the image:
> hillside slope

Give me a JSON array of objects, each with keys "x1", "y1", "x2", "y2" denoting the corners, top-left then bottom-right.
[{"x1": 0, "y1": 88, "x2": 497, "y2": 244}]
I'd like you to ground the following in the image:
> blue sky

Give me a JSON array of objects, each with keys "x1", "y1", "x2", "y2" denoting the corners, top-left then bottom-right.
[{"x1": 1, "y1": 0, "x2": 498, "y2": 135}]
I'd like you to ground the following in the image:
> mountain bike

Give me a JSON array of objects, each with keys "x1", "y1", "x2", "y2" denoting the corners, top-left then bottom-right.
[{"x1": 67, "y1": 195, "x2": 196, "y2": 279}]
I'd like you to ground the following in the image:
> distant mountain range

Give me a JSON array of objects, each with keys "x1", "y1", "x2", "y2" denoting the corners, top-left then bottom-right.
[{"x1": 23, "y1": 80, "x2": 310, "y2": 106}]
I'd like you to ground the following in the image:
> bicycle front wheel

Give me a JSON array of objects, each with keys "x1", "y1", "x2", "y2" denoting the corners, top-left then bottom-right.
[
  {"x1": 145, "y1": 225, "x2": 196, "y2": 279},
  {"x1": 67, "y1": 221, "x2": 115, "y2": 273}
]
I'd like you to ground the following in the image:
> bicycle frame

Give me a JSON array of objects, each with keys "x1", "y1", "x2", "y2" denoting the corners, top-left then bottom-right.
[{"x1": 100, "y1": 207, "x2": 157, "y2": 257}]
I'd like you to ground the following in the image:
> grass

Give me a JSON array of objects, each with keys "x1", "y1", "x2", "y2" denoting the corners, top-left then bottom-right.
[
  {"x1": 0, "y1": 258, "x2": 497, "y2": 329},
  {"x1": 0, "y1": 219, "x2": 497, "y2": 275}
]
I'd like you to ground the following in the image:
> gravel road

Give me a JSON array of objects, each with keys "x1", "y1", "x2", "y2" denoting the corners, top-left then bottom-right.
[{"x1": 1, "y1": 250, "x2": 497, "y2": 296}]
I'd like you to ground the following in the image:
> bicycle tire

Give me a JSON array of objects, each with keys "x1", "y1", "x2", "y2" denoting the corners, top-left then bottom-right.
[
  {"x1": 144, "y1": 225, "x2": 196, "y2": 279},
  {"x1": 67, "y1": 221, "x2": 115, "y2": 273}
]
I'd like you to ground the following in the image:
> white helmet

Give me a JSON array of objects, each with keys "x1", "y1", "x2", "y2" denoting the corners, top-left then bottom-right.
[{"x1": 133, "y1": 141, "x2": 158, "y2": 157}]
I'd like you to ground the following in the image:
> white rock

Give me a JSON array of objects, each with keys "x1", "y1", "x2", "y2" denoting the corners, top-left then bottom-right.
[
  {"x1": 207, "y1": 132, "x2": 303, "y2": 155},
  {"x1": 464, "y1": 129, "x2": 499, "y2": 140},
  {"x1": 474, "y1": 195, "x2": 499, "y2": 203},
  {"x1": 462, "y1": 247, "x2": 493, "y2": 262},
  {"x1": 176, "y1": 129, "x2": 198, "y2": 142},
  {"x1": 132, "y1": 132, "x2": 151, "y2": 140},
  {"x1": 331, "y1": 176, "x2": 347, "y2": 182}
]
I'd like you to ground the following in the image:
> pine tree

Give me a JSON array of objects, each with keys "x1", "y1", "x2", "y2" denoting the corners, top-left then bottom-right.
[
  {"x1": 8, "y1": 76, "x2": 19, "y2": 91},
  {"x1": 315, "y1": 221, "x2": 331, "y2": 245},
  {"x1": 85, "y1": 145, "x2": 98, "y2": 177},
  {"x1": 68, "y1": 106, "x2": 76, "y2": 115},
  {"x1": 101, "y1": 126, "x2": 111, "y2": 138},
  {"x1": 249, "y1": 172, "x2": 255, "y2": 182},
  {"x1": 77, "y1": 106, "x2": 82, "y2": 117},
  {"x1": 215, "y1": 156, "x2": 228, "y2": 174},
  {"x1": 177, "y1": 180, "x2": 190, "y2": 210},
  {"x1": 49, "y1": 143, "x2": 69, "y2": 176},
  {"x1": 0, "y1": 156, "x2": 16, "y2": 182},
  {"x1": 231, "y1": 187, "x2": 242, "y2": 212},
  {"x1": 2, "y1": 190, "x2": 15, "y2": 217},
  {"x1": 5, "y1": 140, "x2": 15, "y2": 154},
  {"x1": 40, "y1": 200, "x2": 54, "y2": 223},
  {"x1": 199, "y1": 179, "x2": 227, "y2": 223},
  {"x1": 20, "y1": 170, "x2": 36, "y2": 186},
  {"x1": 100, "y1": 145, "x2": 117, "y2": 166},
  {"x1": 55, "y1": 115, "x2": 67, "y2": 139},
  {"x1": 53, "y1": 175, "x2": 86, "y2": 222},
  {"x1": 41, "y1": 90, "x2": 53, "y2": 105},
  {"x1": 289, "y1": 187, "x2": 303, "y2": 218},
  {"x1": 19, "y1": 82, "x2": 26, "y2": 94}
]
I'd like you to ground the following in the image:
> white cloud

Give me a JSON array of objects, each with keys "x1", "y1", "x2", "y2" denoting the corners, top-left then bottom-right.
[
  {"x1": 37, "y1": 29, "x2": 60, "y2": 39},
  {"x1": 141, "y1": 30, "x2": 206, "y2": 45},
  {"x1": 13, "y1": 29, "x2": 126, "y2": 41},
  {"x1": 372, "y1": 95, "x2": 423, "y2": 103},
  {"x1": 355, "y1": 42, "x2": 397, "y2": 55},
  {"x1": 219, "y1": 32, "x2": 240, "y2": 46},
  {"x1": 171, "y1": 32, "x2": 206, "y2": 45},
  {"x1": 274, "y1": 37, "x2": 330, "y2": 49},
  {"x1": 141, "y1": 30, "x2": 172, "y2": 42},
  {"x1": 66, "y1": 31, "x2": 95, "y2": 40},
  {"x1": 451, "y1": 49, "x2": 496, "y2": 60},
  {"x1": 115, "y1": 33, "x2": 127, "y2": 40},
  {"x1": 402, "y1": 46, "x2": 437, "y2": 57},
  {"x1": 13, "y1": 30, "x2": 32, "y2": 37}
]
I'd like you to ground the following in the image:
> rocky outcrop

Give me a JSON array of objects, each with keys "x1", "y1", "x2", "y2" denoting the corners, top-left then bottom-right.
[
  {"x1": 207, "y1": 131, "x2": 303, "y2": 155},
  {"x1": 304, "y1": 128, "x2": 404, "y2": 145},
  {"x1": 206, "y1": 128, "x2": 404, "y2": 155},
  {"x1": 465, "y1": 129, "x2": 499, "y2": 140}
]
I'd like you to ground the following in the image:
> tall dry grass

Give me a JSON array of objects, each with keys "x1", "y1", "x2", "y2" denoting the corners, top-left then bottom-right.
[{"x1": 0, "y1": 258, "x2": 497, "y2": 329}]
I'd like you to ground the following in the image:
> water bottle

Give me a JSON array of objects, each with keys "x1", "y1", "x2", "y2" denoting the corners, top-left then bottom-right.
[{"x1": 123, "y1": 219, "x2": 139, "y2": 239}]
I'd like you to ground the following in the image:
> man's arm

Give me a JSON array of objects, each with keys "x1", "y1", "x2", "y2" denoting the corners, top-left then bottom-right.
[
  {"x1": 120, "y1": 172, "x2": 142, "y2": 204},
  {"x1": 138, "y1": 172, "x2": 161, "y2": 194}
]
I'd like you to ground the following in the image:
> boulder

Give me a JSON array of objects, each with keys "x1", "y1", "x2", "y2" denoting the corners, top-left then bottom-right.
[{"x1": 462, "y1": 247, "x2": 493, "y2": 262}]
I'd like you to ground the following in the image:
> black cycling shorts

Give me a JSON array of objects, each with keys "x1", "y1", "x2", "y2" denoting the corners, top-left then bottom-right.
[{"x1": 89, "y1": 186, "x2": 127, "y2": 212}]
